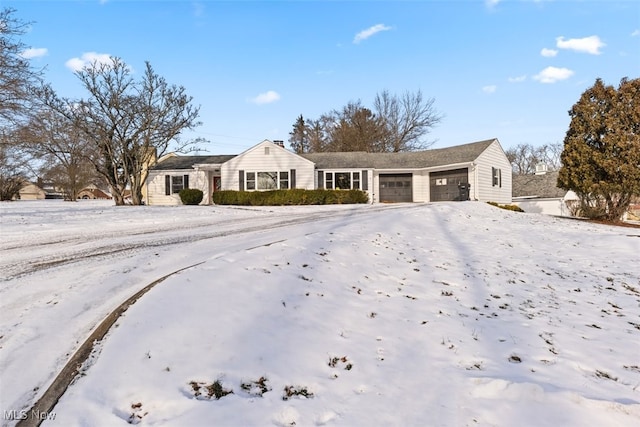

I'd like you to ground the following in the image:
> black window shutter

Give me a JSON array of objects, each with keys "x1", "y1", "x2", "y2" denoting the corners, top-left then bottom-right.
[
  {"x1": 239, "y1": 170, "x2": 244, "y2": 191},
  {"x1": 165, "y1": 175, "x2": 171, "y2": 195},
  {"x1": 317, "y1": 171, "x2": 324, "y2": 189},
  {"x1": 362, "y1": 170, "x2": 368, "y2": 191},
  {"x1": 184, "y1": 174, "x2": 189, "y2": 189},
  {"x1": 492, "y1": 167, "x2": 496, "y2": 187},
  {"x1": 290, "y1": 169, "x2": 296, "y2": 189},
  {"x1": 498, "y1": 169, "x2": 502, "y2": 188}
]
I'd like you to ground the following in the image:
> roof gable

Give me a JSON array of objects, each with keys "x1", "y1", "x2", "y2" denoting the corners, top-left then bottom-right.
[{"x1": 227, "y1": 139, "x2": 315, "y2": 166}]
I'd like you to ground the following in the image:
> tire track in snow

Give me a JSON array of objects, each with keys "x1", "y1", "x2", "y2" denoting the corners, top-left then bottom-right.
[
  {"x1": 15, "y1": 261, "x2": 205, "y2": 427},
  {"x1": 2, "y1": 204, "x2": 415, "y2": 281}
]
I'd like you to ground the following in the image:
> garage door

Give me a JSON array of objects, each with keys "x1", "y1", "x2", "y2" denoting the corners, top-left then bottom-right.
[
  {"x1": 430, "y1": 168, "x2": 469, "y2": 201},
  {"x1": 379, "y1": 174, "x2": 413, "y2": 203}
]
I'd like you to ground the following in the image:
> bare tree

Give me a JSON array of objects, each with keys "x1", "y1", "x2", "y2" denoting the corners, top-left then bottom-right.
[
  {"x1": 0, "y1": 8, "x2": 43, "y2": 200},
  {"x1": 506, "y1": 143, "x2": 539, "y2": 174},
  {"x1": 20, "y1": 109, "x2": 95, "y2": 200},
  {"x1": 306, "y1": 115, "x2": 332, "y2": 152},
  {"x1": 0, "y1": 137, "x2": 30, "y2": 200},
  {"x1": 41, "y1": 57, "x2": 205, "y2": 205},
  {"x1": 328, "y1": 101, "x2": 383, "y2": 152},
  {"x1": 506, "y1": 142, "x2": 562, "y2": 175},
  {"x1": 289, "y1": 89, "x2": 442, "y2": 153},
  {"x1": 374, "y1": 90, "x2": 442, "y2": 152}
]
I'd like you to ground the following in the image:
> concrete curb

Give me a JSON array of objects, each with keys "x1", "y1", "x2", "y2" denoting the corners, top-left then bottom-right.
[{"x1": 16, "y1": 261, "x2": 205, "y2": 427}]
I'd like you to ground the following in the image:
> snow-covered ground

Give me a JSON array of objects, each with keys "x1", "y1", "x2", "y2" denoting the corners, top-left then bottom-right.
[{"x1": 1, "y1": 200, "x2": 639, "y2": 426}]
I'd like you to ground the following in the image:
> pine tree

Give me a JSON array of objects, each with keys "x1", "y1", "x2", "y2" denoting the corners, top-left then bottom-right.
[
  {"x1": 288, "y1": 115, "x2": 309, "y2": 154},
  {"x1": 558, "y1": 77, "x2": 640, "y2": 221}
]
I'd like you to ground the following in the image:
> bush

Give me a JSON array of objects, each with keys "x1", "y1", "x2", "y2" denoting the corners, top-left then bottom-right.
[
  {"x1": 212, "y1": 189, "x2": 368, "y2": 206},
  {"x1": 179, "y1": 188, "x2": 204, "y2": 205},
  {"x1": 487, "y1": 201, "x2": 524, "y2": 212}
]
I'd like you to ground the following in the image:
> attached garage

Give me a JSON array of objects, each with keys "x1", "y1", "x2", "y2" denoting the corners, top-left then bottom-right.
[
  {"x1": 429, "y1": 168, "x2": 469, "y2": 202},
  {"x1": 379, "y1": 173, "x2": 413, "y2": 203}
]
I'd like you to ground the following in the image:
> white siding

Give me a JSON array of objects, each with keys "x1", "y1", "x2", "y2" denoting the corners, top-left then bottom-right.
[
  {"x1": 512, "y1": 198, "x2": 566, "y2": 216},
  {"x1": 221, "y1": 140, "x2": 315, "y2": 190},
  {"x1": 146, "y1": 169, "x2": 207, "y2": 206},
  {"x1": 473, "y1": 139, "x2": 512, "y2": 204}
]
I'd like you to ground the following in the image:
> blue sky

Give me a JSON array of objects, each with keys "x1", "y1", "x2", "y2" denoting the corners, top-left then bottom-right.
[{"x1": 7, "y1": 0, "x2": 640, "y2": 154}]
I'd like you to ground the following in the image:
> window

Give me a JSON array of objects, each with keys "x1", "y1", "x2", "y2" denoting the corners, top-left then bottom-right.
[
  {"x1": 258, "y1": 172, "x2": 278, "y2": 190},
  {"x1": 243, "y1": 171, "x2": 291, "y2": 191},
  {"x1": 325, "y1": 172, "x2": 334, "y2": 189},
  {"x1": 492, "y1": 167, "x2": 502, "y2": 187},
  {"x1": 165, "y1": 174, "x2": 189, "y2": 195},
  {"x1": 246, "y1": 172, "x2": 256, "y2": 190},
  {"x1": 264, "y1": 147, "x2": 270, "y2": 155},
  {"x1": 335, "y1": 172, "x2": 351, "y2": 189},
  {"x1": 323, "y1": 171, "x2": 363, "y2": 190},
  {"x1": 279, "y1": 171, "x2": 289, "y2": 189}
]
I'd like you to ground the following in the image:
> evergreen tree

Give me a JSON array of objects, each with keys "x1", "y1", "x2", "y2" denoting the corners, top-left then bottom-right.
[
  {"x1": 558, "y1": 77, "x2": 640, "y2": 221},
  {"x1": 288, "y1": 114, "x2": 309, "y2": 154}
]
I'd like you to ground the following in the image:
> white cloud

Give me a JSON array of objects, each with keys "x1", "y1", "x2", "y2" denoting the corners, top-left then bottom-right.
[
  {"x1": 353, "y1": 24, "x2": 392, "y2": 44},
  {"x1": 193, "y1": 2, "x2": 205, "y2": 17},
  {"x1": 556, "y1": 35, "x2": 605, "y2": 55},
  {"x1": 482, "y1": 85, "x2": 497, "y2": 94},
  {"x1": 508, "y1": 75, "x2": 526, "y2": 83},
  {"x1": 533, "y1": 66, "x2": 574, "y2": 83},
  {"x1": 485, "y1": 0, "x2": 501, "y2": 8},
  {"x1": 540, "y1": 48, "x2": 558, "y2": 57},
  {"x1": 632, "y1": 29, "x2": 640, "y2": 37},
  {"x1": 65, "y1": 52, "x2": 112, "y2": 72},
  {"x1": 250, "y1": 90, "x2": 281, "y2": 105},
  {"x1": 20, "y1": 47, "x2": 48, "y2": 59}
]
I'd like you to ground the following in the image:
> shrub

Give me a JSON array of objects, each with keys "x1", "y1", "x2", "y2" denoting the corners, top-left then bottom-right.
[
  {"x1": 179, "y1": 188, "x2": 204, "y2": 205},
  {"x1": 212, "y1": 189, "x2": 368, "y2": 206},
  {"x1": 487, "y1": 201, "x2": 524, "y2": 212}
]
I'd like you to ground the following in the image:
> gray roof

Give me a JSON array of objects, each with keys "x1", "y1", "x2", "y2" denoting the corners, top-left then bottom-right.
[
  {"x1": 512, "y1": 171, "x2": 567, "y2": 198},
  {"x1": 151, "y1": 155, "x2": 236, "y2": 170},
  {"x1": 151, "y1": 139, "x2": 496, "y2": 171},
  {"x1": 300, "y1": 139, "x2": 496, "y2": 169}
]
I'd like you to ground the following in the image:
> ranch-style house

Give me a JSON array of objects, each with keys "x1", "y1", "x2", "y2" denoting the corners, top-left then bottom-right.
[{"x1": 145, "y1": 138, "x2": 512, "y2": 205}]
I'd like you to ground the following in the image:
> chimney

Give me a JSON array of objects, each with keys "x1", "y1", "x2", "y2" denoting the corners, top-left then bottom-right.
[{"x1": 273, "y1": 140, "x2": 285, "y2": 148}]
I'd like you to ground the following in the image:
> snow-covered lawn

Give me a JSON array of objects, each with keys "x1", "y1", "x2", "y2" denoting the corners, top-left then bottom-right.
[{"x1": 1, "y1": 200, "x2": 639, "y2": 426}]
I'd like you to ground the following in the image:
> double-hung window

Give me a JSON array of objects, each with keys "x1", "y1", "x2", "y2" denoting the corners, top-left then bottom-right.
[
  {"x1": 165, "y1": 174, "x2": 189, "y2": 195},
  {"x1": 279, "y1": 172, "x2": 289, "y2": 189},
  {"x1": 246, "y1": 172, "x2": 256, "y2": 190}
]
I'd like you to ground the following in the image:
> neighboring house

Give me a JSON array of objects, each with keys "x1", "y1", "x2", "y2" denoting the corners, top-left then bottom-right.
[
  {"x1": 511, "y1": 168, "x2": 578, "y2": 216},
  {"x1": 77, "y1": 185, "x2": 112, "y2": 200},
  {"x1": 145, "y1": 138, "x2": 512, "y2": 205},
  {"x1": 17, "y1": 181, "x2": 65, "y2": 200},
  {"x1": 18, "y1": 183, "x2": 46, "y2": 200}
]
